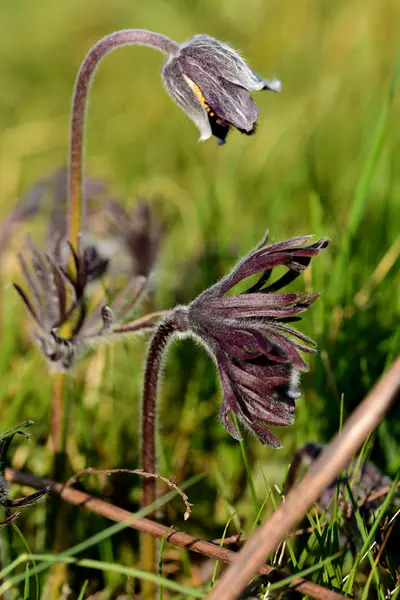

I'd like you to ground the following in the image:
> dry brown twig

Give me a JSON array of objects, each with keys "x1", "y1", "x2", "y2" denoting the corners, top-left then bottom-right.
[
  {"x1": 206, "y1": 356, "x2": 400, "y2": 600},
  {"x1": 6, "y1": 468, "x2": 345, "y2": 600},
  {"x1": 359, "y1": 481, "x2": 400, "y2": 507},
  {"x1": 64, "y1": 467, "x2": 193, "y2": 520}
]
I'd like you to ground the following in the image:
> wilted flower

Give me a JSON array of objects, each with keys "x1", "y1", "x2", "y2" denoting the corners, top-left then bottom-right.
[
  {"x1": 13, "y1": 240, "x2": 161, "y2": 371},
  {"x1": 107, "y1": 199, "x2": 165, "y2": 278},
  {"x1": 162, "y1": 34, "x2": 281, "y2": 144},
  {"x1": 175, "y1": 233, "x2": 329, "y2": 447}
]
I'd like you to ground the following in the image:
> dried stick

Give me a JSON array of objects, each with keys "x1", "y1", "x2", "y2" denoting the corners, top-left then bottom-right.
[
  {"x1": 206, "y1": 357, "x2": 400, "y2": 600},
  {"x1": 64, "y1": 467, "x2": 192, "y2": 520},
  {"x1": 5, "y1": 468, "x2": 345, "y2": 600}
]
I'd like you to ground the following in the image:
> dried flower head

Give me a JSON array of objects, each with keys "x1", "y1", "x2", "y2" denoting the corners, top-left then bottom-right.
[
  {"x1": 177, "y1": 233, "x2": 329, "y2": 447},
  {"x1": 13, "y1": 240, "x2": 160, "y2": 371},
  {"x1": 162, "y1": 35, "x2": 281, "y2": 144}
]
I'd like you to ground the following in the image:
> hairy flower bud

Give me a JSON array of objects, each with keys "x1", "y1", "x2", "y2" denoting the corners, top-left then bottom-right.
[{"x1": 162, "y1": 35, "x2": 281, "y2": 144}]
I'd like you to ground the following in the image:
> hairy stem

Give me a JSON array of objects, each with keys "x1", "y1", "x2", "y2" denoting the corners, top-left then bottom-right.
[
  {"x1": 140, "y1": 309, "x2": 187, "y2": 597},
  {"x1": 141, "y1": 309, "x2": 188, "y2": 507},
  {"x1": 68, "y1": 29, "x2": 179, "y2": 252}
]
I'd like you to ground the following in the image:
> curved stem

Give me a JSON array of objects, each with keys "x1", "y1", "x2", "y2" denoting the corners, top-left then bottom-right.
[
  {"x1": 141, "y1": 309, "x2": 188, "y2": 508},
  {"x1": 68, "y1": 29, "x2": 179, "y2": 252},
  {"x1": 140, "y1": 309, "x2": 187, "y2": 599}
]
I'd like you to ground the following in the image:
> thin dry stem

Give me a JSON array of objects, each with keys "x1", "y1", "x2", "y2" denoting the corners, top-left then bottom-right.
[
  {"x1": 206, "y1": 357, "x2": 400, "y2": 600},
  {"x1": 360, "y1": 481, "x2": 400, "y2": 506},
  {"x1": 5, "y1": 468, "x2": 346, "y2": 600},
  {"x1": 65, "y1": 467, "x2": 192, "y2": 520}
]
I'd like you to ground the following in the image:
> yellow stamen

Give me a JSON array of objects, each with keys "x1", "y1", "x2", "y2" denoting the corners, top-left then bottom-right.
[{"x1": 183, "y1": 74, "x2": 211, "y2": 112}]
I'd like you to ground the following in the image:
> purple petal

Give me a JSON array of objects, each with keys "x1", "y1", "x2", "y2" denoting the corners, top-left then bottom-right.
[
  {"x1": 237, "y1": 385, "x2": 295, "y2": 425},
  {"x1": 209, "y1": 323, "x2": 287, "y2": 363},
  {"x1": 208, "y1": 292, "x2": 315, "y2": 309},
  {"x1": 13, "y1": 283, "x2": 39, "y2": 324},
  {"x1": 260, "y1": 236, "x2": 314, "y2": 252},
  {"x1": 267, "y1": 322, "x2": 316, "y2": 346},
  {"x1": 248, "y1": 422, "x2": 282, "y2": 448},
  {"x1": 225, "y1": 360, "x2": 279, "y2": 398},
  {"x1": 218, "y1": 366, "x2": 243, "y2": 441},
  {"x1": 207, "y1": 293, "x2": 320, "y2": 319},
  {"x1": 257, "y1": 328, "x2": 309, "y2": 370}
]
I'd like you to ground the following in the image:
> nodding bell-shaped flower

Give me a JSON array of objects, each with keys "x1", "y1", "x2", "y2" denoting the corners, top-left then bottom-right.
[
  {"x1": 162, "y1": 35, "x2": 281, "y2": 144},
  {"x1": 179, "y1": 233, "x2": 330, "y2": 447}
]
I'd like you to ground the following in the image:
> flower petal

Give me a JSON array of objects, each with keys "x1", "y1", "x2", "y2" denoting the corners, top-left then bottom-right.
[
  {"x1": 183, "y1": 61, "x2": 260, "y2": 132},
  {"x1": 247, "y1": 420, "x2": 282, "y2": 448},
  {"x1": 206, "y1": 292, "x2": 320, "y2": 318},
  {"x1": 237, "y1": 384, "x2": 295, "y2": 426},
  {"x1": 218, "y1": 365, "x2": 243, "y2": 441},
  {"x1": 162, "y1": 56, "x2": 212, "y2": 141},
  {"x1": 203, "y1": 237, "x2": 330, "y2": 297},
  {"x1": 180, "y1": 35, "x2": 277, "y2": 92}
]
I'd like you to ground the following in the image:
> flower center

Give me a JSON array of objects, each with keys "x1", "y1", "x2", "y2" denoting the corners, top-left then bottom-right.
[{"x1": 183, "y1": 74, "x2": 215, "y2": 117}]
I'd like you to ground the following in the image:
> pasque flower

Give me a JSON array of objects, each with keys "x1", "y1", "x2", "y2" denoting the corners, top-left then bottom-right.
[
  {"x1": 142, "y1": 231, "x2": 329, "y2": 478},
  {"x1": 13, "y1": 240, "x2": 161, "y2": 371},
  {"x1": 162, "y1": 34, "x2": 281, "y2": 144},
  {"x1": 182, "y1": 233, "x2": 329, "y2": 446}
]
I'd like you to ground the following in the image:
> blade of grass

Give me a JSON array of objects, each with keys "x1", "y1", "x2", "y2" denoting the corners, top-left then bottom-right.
[
  {"x1": 343, "y1": 480, "x2": 385, "y2": 600},
  {"x1": 342, "y1": 470, "x2": 400, "y2": 596},
  {"x1": 231, "y1": 413, "x2": 259, "y2": 521},
  {"x1": 210, "y1": 513, "x2": 236, "y2": 588},
  {"x1": 260, "y1": 469, "x2": 298, "y2": 567},
  {"x1": 159, "y1": 526, "x2": 174, "y2": 600},
  {"x1": 12, "y1": 522, "x2": 40, "y2": 600},
  {"x1": 361, "y1": 513, "x2": 398, "y2": 600},
  {"x1": 76, "y1": 580, "x2": 89, "y2": 600},
  {"x1": 331, "y1": 59, "x2": 399, "y2": 300},
  {"x1": 0, "y1": 474, "x2": 203, "y2": 593},
  {"x1": 2, "y1": 554, "x2": 206, "y2": 598},
  {"x1": 213, "y1": 463, "x2": 241, "y2": 532},
  {"x1": 23, "y1": 564, "x2": 30, "y2": 600},
  {"x1": 267, "y1": 551, "x2": 343, "y2": 593}
]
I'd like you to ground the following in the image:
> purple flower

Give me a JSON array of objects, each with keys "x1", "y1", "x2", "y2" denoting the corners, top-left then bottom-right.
[
  {"x1": 183, "y1": 233, "x2": 330, "y2": 447},
  {"x1": 13, "y1": 240, "x2": 161, "y2": 371},
  {"x1": 162, "y1": 35, "x2": 281, "y2": 145}
]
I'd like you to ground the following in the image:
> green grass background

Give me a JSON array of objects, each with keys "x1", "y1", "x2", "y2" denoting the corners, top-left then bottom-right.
[{"x1": 0, "y1": 0, "x2": 399, "y2": 597}]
